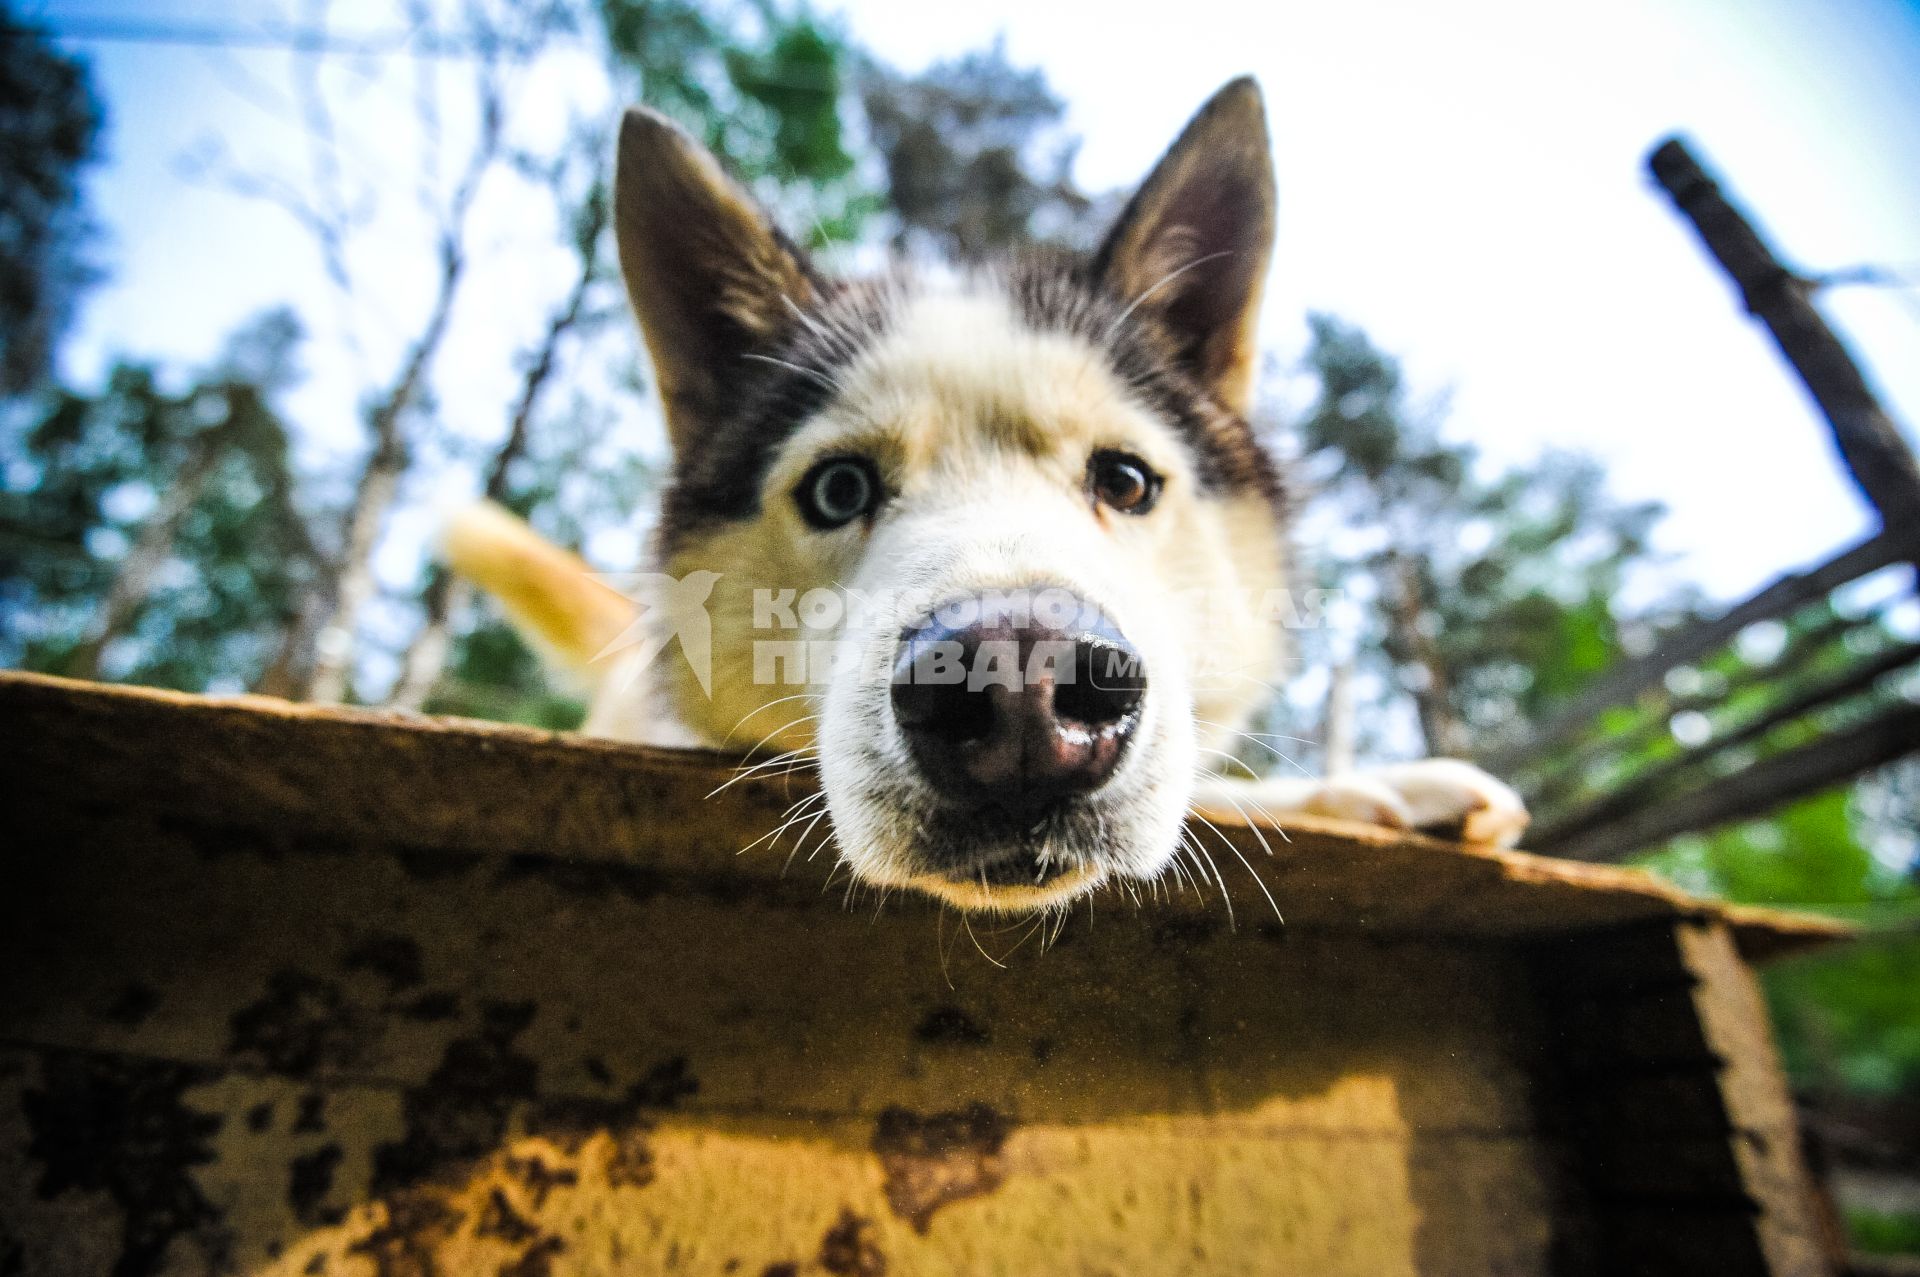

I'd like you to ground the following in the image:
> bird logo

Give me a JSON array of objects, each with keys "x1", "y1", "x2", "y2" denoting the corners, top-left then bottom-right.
[{"x1": 591, "y1": 570, "x2": 722, "y2": 696}]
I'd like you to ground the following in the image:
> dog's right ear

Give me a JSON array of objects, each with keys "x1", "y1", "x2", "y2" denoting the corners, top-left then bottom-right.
[
  {"x1": 615, "y1": 107, "x2": 818, "y2": 455},
  {"x1": 1091, "y1": 77, "x2": 1275, "y2": 417}
]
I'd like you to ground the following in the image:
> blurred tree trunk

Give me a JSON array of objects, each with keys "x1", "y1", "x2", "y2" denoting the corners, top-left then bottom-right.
[
  {"x1": 1320, "y1": 656, "x2": 1356, "y2": 777},
  {"x1": 254, "y1": 601, "x2": 318, "y2": 699},
  {"x1": 302, "y1": 237, "x2": 464, "y2": 702},
  {"x1": 1384, "y1": 550, "x2": 1470, "y2": 759},
  {"x1": 64, "y1": 426, "x2": 226, "y2": 680}
]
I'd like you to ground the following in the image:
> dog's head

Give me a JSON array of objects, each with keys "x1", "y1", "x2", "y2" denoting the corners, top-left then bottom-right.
[{"x1": 617, "y1": 79, "x2": 1287, "y2": 912}]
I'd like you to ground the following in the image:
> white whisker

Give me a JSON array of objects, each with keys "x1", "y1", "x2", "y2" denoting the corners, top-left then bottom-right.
[
  {"x1": 707, "y1": 744, "x2": 818, "y2": 798},
  {"x1": 1196, "y1": 745, "x2": 1261, "y2": 779},
  {"x1": 722, "y1": 693, "x2": 817, "y2": 745},
  {"x1": 1191, "y1": 810, "x2": 1283, "y2": 925},
  {"x1": 739, "y1": 789, "x2": 827, "y2": 857},
  {"x1": 742, "y1": 351, "x2": 840, "y2": 392},
  {"x1": 1104, "y1": 250, "x2": 1234, "y2": 342},
  {"x1": 963, "y1": 912, "x2": 1009, "y2": 969},
  {"x1": 735, "y1": 712, "x2": 820, "y2": 763},
  {"x1": 1180, "y1": 830, "x2": 1234, "y2": 928}
]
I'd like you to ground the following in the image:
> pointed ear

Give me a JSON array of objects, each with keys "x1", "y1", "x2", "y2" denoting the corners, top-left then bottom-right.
[
  {"x1": 1091, "y1": 77, "x2": 1276, "y2": 415},
  {"x1": 614, "y1": 107, "x2": 818, "y2": 454}
]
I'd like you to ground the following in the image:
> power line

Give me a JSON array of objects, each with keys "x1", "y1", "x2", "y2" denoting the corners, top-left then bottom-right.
[
  {"x1": 8, "y1": 15, "x2": 541, "y2": 59},
  {"x1": 10, "y1": 14, "x2": 848, "y2": 91}
]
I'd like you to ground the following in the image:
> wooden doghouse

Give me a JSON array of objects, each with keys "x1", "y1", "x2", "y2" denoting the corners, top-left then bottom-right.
[{"x1": 0, "y1": 672, "x2": 1851, "y2": 1276}]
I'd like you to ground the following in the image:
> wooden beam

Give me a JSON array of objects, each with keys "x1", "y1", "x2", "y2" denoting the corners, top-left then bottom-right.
[
  {"x1": 1648, "y1": 137, "x2": 1920, "y2": 535},
  {"x1": 1544, "y1": 701, "x2": 1920, "y2": 862},
  {"x1": 1483, "y1": 531, "x2": 1910, "y2": 774},
  {"x1": 1677, "y1": 921, "x2": 1841, "y2": 1276},
  {"x1": 1530, "y1": 639, "x2": 1920, "y2": 850},
  {"x1": 1531, "y1": 920, "x2": 1839, "y2": 1275},
  {"x1": 0, "y1": 670, "x2": 1854, "y2": 958},
  {"x1": 1520, "y1": 609, "x2": 1877, "y2": 812}
]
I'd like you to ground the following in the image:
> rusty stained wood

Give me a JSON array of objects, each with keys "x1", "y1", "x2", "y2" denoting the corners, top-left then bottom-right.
[
  {"x1": 0, "y1": 673, "x2": 1849, "y2": 1275},
  {"x1": 4, "y1": 807, "x2": 1570, "y2": 1276}
]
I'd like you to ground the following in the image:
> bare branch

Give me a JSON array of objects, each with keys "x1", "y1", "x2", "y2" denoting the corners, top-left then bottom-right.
[
  {"x1": 292, "y1": 0, "x2": 359, "y2": 301},
  {"x1": 304, "y1": 0, "x2": 536, "y2": 703},
  {"x1": 387, "y1": 164, "x2": 611, "y2": 710},
  {"x1": 403, "y1": 0, "x2": 445, "y2": 218}
]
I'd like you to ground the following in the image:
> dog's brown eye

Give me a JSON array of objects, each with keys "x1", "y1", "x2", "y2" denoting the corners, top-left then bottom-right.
[
  {"x1": 796, "y1": 456, "x2": 880, "y2": 529},
  {"x1": 1089, "y1": 450, "x2": 1161, "y2": 514}
]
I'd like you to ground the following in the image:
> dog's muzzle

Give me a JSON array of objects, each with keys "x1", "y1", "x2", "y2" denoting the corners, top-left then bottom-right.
[{"x1": 889, "y1": 588, "x2": 1145, "y2": 858}]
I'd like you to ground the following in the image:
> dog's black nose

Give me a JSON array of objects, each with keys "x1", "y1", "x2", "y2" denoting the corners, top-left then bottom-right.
[{"x1": 891, "y1": 588, "x2": 1145, "y2": 821}]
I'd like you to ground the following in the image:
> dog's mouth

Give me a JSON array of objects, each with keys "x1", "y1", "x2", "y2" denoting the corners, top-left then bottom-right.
[
  {"x1": 908, "y1": 853, "x2": 1107, "y2": 912},
  {"x1": 944, "y1": 843, "x2": 1073, "y2": 889},
  {"x1": 890, "y1": 800, "x2": 1112, "y2": 908}
]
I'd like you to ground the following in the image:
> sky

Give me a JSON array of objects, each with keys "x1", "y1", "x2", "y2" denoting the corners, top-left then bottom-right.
[{"x1": 27, "y1": 0, "x2": 1920, "y2": 618}]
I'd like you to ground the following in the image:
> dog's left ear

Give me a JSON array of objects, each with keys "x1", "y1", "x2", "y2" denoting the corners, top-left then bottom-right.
[
  {"x1": 614, "y1": 106, "x2": 818, "y2": 455},
  {"x1": 1091, "y1": 77, "x2": 1276, "y2": 416}
]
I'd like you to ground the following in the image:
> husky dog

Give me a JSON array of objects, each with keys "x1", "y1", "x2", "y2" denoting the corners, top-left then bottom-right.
[{"x1": 448, "y1": 78, "x2": 1527, "y2": 914}]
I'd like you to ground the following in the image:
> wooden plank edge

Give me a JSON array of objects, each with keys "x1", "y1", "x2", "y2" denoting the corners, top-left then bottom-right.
[{"x1": 2, "y1": 670, "x2": 1854, "y2": 959}]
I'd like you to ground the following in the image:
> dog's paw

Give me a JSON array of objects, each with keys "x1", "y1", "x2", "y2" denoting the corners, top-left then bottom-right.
[
  {"x1": 1291, "y1": 774, "x2": 1416, "y2": 829},
  {"x1": 1193, "y1": 760, "x2": 1530, "y2": 848},
  {"x1": 1365, "y1": 759, "x2": 1530, "y2": 847},
  {"x1": 1197, "y1": 773, "x2": 1415, "y2": 831}
]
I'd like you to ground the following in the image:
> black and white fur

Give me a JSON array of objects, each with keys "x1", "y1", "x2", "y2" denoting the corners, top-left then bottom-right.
[{"x1": 449, "y1": 77, "x2": 1528, "y2": 914}]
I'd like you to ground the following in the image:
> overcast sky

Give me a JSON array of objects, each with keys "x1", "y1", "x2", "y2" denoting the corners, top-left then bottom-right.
[{"x1": 34, "y1": 0, "x2": 1920, "y2": 613}]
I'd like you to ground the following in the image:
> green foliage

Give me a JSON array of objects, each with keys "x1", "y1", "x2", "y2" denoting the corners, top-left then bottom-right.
[
  {"x1": 598, "y1": 0, "x2": 876, "y2": 246},
  {"x1": 0, "y1": 310, "x2": 315, "y2": 690},
  {"x1": 425, "y1": 617, "x2": 588, "y2": 729},
  {"x1": 1851, "y1": 1208, "x2": 1920, "y2": 1257},
  {"x1": 1769, "y1": 934, "x2": 1920, "y2": 1099},
  {"x1": 726, "y1": 17, "x2": 851, "y2": 182},
  {"x1": 0, "y1": 6, "x2": 104, "y2": 395}
]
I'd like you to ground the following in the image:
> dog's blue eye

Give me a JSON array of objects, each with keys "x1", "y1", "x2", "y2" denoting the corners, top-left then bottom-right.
[
  {"x1": 1090, "y1": 450, "x2": 1162, "y2": 515},
  {"x1": 797, "y1": 457, "x2": 879, "y2": 529}
]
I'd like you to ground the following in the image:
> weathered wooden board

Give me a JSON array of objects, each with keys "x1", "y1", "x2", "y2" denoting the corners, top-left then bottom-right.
[
  {"x1": 0, "y1": 674, "x2": 1852, "y2": 955},
  {"x1": 0, "y1": 673, "x2": 1845, "y2": 1276}
]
